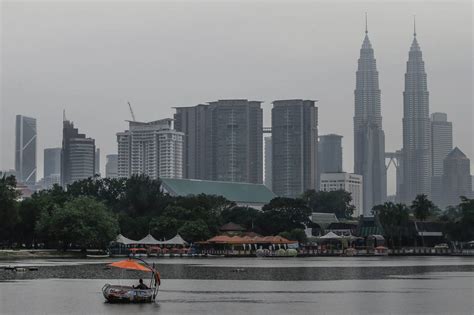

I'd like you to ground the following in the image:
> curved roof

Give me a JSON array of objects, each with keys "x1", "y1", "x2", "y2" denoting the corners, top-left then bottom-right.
[
  {"x1": 162, "y1": 234, "x2": 188, "y2": 246},
  {"x1": 114, "y1": 234, "x2": 137, "y2": 245},
  {"x1": 136, "y1": 234, "x2": 161, "y2": 245}
]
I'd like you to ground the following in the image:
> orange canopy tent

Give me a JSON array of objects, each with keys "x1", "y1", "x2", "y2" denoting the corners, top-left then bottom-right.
[{"x1": 109, "y1": 259, "x2": 152, "y2": 272}]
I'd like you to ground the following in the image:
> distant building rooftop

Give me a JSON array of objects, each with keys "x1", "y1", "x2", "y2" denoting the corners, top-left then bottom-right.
[{"x1": 160, "y1": 178, "x2": 276, "y2": 209}]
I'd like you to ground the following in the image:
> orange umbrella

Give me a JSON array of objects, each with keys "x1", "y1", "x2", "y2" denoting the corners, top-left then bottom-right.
[{"x1": 109, "y1": 259, "x2": 152, "y2": 272}]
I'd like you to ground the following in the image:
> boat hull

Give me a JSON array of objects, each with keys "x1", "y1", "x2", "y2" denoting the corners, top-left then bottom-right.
[{"x1": 102, "y1": 284, "x2": 155, "y2": 303}]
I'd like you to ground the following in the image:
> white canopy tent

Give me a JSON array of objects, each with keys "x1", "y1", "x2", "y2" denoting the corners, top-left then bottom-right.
[
  {"x1": 113, "y1": 234, "x2": 137, "y2": 245},
  {"x1": 162, "y1": 234, "x2": 188, "y2": 246},
  {"x1": 319, "y1": 232, "x2": 342, "y2": 240},
  {"x1": 135, "y1": 234, "x2": 161, "y2": 245}
]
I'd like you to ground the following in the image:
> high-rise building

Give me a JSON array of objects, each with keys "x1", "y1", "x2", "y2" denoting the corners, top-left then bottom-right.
[
  {"x1": 353, "y1": 21, "x2": 386, "y2": 215},
  {"x1": 15, "y1": 115, "x2": 37, "y2": 185},
  {"x1": 264, "y1": 136, "x2": 272, "y2": 189},
  {"x1": 441, "y1": 147, "x2": 472, "y2": 207},
  {"x1": 44, "y1": 148, "x2": 61, "y2": 178},
  {"x1": 95, "y1": 148, "x2": 101, "y2": 176},
  {"x1": 319, "y1": 134, "x2": 343, "y2": 174},
  {"x1": 61, "y1": 120, "x2": 96, "y2": 186},
  {"x1": 401, "y1": 24, "x2": 432, "y2": 203},
  {"x1": 174, "y1": 99, "x2": 263, "y2": 184},
  {"x1": 430, "y1": 113, "x2": 453, "y2": 205},
  {"x1": 117, "y1": 119, "x2": 184, "y2": 179},
  {"x1": 320, "y1": 172, "x2": 363, "y2": 217},
  {"x1": 272, "y1": 99, "x2": 318, "y2": 198},
  {"x1": 105, "y1": 154, "x2": 118, "y2": 178}
]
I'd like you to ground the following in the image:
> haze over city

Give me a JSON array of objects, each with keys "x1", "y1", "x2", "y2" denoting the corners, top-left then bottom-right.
[{"x1": 1, "y1": 0, "x2": 472, "y2": 195}]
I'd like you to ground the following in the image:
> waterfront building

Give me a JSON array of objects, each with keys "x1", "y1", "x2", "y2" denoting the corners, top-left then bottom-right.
[
  {"x1": 353, "y1": 19, "x2": 386, "y2": 215},
  {"x1": 174, "y1": 99, "x2": 263, "y2": 184},
  {"x1": 117, "y1": 119, "x2": 184, "y2": 179},
  {"x1": 272, "y1": 99, "x2": 318, "y2": 198},
  {"x1": 401, "y1": 23, "x2": 432, "y2": 203},
  {"x1": 160, "y1": 178, "x2": 276, "y2": 209},
  {"x1": 61, "y1": 120, "x2": 96, "y2": 186},
  {"x1": 264, "y1": 136, "x2": 272, "y2": 190},
  {"x1": 319, "y1": 134, "x2": 343, "y2": 174},
  {"x1": 320, "y1": 172, "x2": 363, "y2": 217},
  {"x1": 15, "y1": 115, "x2": 37, "y2": 185},
  {"x1": 105, "y1": 154, "x2": 118, "y2": 178},
  {"x1": 441, "y1": 147, "x2": 472, "y2": 207}
]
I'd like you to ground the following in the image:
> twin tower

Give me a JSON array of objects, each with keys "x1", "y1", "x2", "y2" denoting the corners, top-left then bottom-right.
[{"x1": 354, "y1": 17, "x2": 431, "y2": 215}]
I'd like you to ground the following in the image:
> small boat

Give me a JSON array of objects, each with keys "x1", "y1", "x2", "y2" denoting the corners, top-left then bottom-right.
[{"x1": 102, "y1": 258, "x2": 161, "y2": 303}]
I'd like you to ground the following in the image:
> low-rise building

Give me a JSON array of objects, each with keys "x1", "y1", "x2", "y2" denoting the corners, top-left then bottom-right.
[{"x1": 320, "y1": 172, "x2": 364, "y2": 217}]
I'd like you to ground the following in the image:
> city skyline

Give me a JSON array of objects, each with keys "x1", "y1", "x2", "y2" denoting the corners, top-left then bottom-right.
[{"x1": 1, "y1": 1, "x2": 472, "y2": 195}]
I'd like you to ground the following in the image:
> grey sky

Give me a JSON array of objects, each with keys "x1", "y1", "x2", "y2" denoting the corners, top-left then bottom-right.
[{"x1": 1, "y1": 0, "x2": 472, "y2": 194}]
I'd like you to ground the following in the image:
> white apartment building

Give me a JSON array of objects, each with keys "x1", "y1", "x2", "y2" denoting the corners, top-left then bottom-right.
[
  {"x1": 320, "y1": 172, "x2": 364, "y2": 217},
  {"x1": 117, "y1": 119, "x2": 184, "y2": 179}
]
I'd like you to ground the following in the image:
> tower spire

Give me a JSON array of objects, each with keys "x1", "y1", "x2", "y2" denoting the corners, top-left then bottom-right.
[
  {"x1": 365, "y1": 12, "x2": 368, "y2": 34},
  {"x1": 413, "y1": 15, "x2": 416, "y2": 37}
]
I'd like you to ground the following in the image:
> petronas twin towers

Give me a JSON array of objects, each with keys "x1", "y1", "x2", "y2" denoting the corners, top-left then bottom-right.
[{"x1": 354, "y1": 17, "x2": 430, "y2": 214}]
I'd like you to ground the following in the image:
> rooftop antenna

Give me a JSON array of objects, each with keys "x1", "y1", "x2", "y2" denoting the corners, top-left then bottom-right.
[
  {"x1": 63, "y1": 109, "x2": 67, "y2": 122},
  {"x1": 365, "y1": 12, "x2": 368, "y2": 34},
  {"x1": 413, "y1": 15, "x2": 417, "y2": 37},
  {"x1": 127, "y1": 101, "x2": 136, "y2": 121}
]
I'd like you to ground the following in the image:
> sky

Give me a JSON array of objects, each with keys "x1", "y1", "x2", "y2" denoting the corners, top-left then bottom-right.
[{"x1": 1, "y1": 0, "x2": 472, "y2": 194}]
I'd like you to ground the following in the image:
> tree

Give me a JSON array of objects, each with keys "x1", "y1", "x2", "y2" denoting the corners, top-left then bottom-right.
[
  {"x1": 178, "y1": 219, "x2": 210, "y2": 243},
  {"x1": 372, "y1": 202, "x2": 409, "y2": 249},
  {"x1": 411, "y1": 194, "x2": 436, "y2": 247},
  {"x1": 279, "y1": 228, "x2": 308, "y2": 244},
  {"x1": 0, "y1": 176, "x2": 20, "y2": 245},
  {"x1": 36, "y1": 196, "x2": 119, "y2": 250},
  {"x1": 221, "y1": 206, "x2": 260, "y2": 230},
  {"x1": 257, "y1": 198, "x2": 312, "y2": 235},
  {"x1": 302, "y1": 190, "x2": 355, "y2": 219}
]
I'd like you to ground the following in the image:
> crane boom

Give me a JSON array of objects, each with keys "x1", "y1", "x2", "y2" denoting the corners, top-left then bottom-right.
[{"x1": 127, "y1": 102, "x2": 136, "y2": 121}]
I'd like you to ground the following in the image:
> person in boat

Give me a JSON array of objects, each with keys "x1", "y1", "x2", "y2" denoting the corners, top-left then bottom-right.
[{"x1": 134, "y1": 278, "x2": 149, "y2": 290}]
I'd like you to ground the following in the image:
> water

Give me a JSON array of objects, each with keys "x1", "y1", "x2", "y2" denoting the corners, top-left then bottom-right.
[{"x1": 1, "y1": 257, "x2": 473, "y2": 314}]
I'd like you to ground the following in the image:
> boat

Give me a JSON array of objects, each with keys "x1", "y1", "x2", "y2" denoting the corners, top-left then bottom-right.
[{"x1": 102, "y1": 258, "x2": 161, "y2": 303}]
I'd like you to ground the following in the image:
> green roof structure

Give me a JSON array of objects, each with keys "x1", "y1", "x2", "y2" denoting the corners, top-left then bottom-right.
[{"x1": 160, "y1": 178, "x2": 276, "y2": 207}]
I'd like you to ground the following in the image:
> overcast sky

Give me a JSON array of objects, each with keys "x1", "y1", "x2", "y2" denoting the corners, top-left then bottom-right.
[{"x1": 1, "y1": 0, "x2": 472, "y2": 194}]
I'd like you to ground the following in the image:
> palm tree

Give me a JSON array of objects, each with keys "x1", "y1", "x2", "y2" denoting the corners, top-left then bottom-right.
[
  {"x1": 411, "y1": 194, "x2": 435, "y2": 247},
  {"x1": 373, "y1": 202, "x2": 397, "y2": 249},
  {"x1": 394, "y1": 203, "x2": 410, "y2": 249}
]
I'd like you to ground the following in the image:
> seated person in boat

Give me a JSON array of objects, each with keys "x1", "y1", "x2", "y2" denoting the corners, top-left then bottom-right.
[{"x1": 134, "y1": 278, "x2": 149, "y2": 290}]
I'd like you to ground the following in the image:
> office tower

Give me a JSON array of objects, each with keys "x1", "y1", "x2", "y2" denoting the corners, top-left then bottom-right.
[
  {"x1": 319, "y1": 134, "x2": 343, "y2": 174},
  {"x1": 320, "y1": 172, "x2": 363, "y2": 217},
  {"x1": 441, "y1": 147, "x2": 472, "y2": 207},
  {"x1": 95, "y1": 148, "x2": 100, "y2": 176},
  {"x1": 353, "y1": 19, "x2": 386, "y2": 216},
  {"x1": 61, "y1": 120, "x2": 96, "y2": 186},
  {"x1": 174, "y1": 99, "x2": 263, "y2": 184},
  {"x1": 44, "y1": 148, "x2": 61, "y2": 178},
  {"x1": 430, "y1": 113, "x2": 453, "y2": 205},
  {"x1": 117, "y1": 119, "x2": 184, "y2": 179},
  {"x1": 264, "y1": 136, "x2": 272, "y2": 190},
  {"x1": 401, "y1": 23, "x2": 431, "y2": 203},
  {"x1": 272, "y1": 99, "x2": 318, "y2": 198},
  {"x1": 15, "y1": 115, "x2": 37, "y2": 185},
  {"x1": 105, "y1": 154, "x2": 119, "y2": 178}
]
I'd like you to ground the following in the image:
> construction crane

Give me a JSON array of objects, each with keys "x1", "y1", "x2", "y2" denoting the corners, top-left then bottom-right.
[{"x1": 127, "y1": 101, "x2": 136, "y2": 121}]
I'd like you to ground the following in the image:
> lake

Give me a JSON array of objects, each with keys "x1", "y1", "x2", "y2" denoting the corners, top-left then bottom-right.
[{"x1": 1, "y1": 257, "x2": 473, "y2": 314}]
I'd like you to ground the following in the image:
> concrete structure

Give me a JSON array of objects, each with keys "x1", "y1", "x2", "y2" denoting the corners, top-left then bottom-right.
[
  {"x1": 44, "y1": 148, "x2": 61, "y2": 178},
  {"x1": 61, "y1": 120, "x2": 96, "y2": 186},
  {"x1": 401, "y1": 26, "x2": 432, "y2": 203},
  {"x1": 174, "y1": 99, "x2": 263, "y2": 184},
  {"x1": 117, "y1": 119, "x2": 184, "y2": 179},
  {"x1": 441, "y1": 147, "x2": 472, "y2": 207},
  {"x1": 264, "y1": 136, "x2": 272, "y2": 189},
  {"x1": 160, "y1": 178, "x2": 276, "y2": 210},
  {"x1": 430, "y1": 113, "x2": 453, "y2": 205},
  {"x1": 320, "y1": 172, "x2": 364, "y2": 217},
  {"x1": 15, "y1": 115, "x2": 37, "y2": 185},
  {"x1": 271, "y1": 99, "x2": 318, "y2": 198},
  {"x1": 319, "y1": 134, "x2": 343, "y2": 174},
  {"x1": 353, "y1": 22, "x2": 386, "y2": 215},
  {"x1": 105, "y1": 154, "x2": 118, "y2": 178}
]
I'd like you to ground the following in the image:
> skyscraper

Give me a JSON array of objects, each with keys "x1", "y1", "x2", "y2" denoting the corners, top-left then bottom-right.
[
  {"x1": 353, "y1": 19, "x2": 386, "y2": 215},
  {"x1": 174, "y1": 99, "x2": 263, "y2": 184},
  {"x1": 105, "y1": 154, "x2": 118, "y2": 178},
  {"x1": 441, "y1": 147, "x2": 472, "y2": 207},
  {"x1": 15, "y1": 115, "x2": 37, "y2": 185},
  {"x1": 401, "y1": 23, "x2": 431, "y2": 203},
  {"x1": 319, "y1": 134, "x2": 343, "y2": 174},
  {"x1": 117, "y1": 119, "x2": 184, "y2": 179},
  {"x1": 44, "y1": 147, "x2": 61, "y2": 178},
  {"x1": 95, "y1": 148, "x2": 101, "y2": 176},
  {"x1": 272, "y1": 99, "x2": 318, "y2": 198},
  {"x1": 430, "y1": 113, "x2": 453, "y2": 205},
  {"x1": 61, "y1": 120, "x2": 96, "y2": 186},
  {"x1": 264, "y1": 136, "x2": 272, "y2": 189}
]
